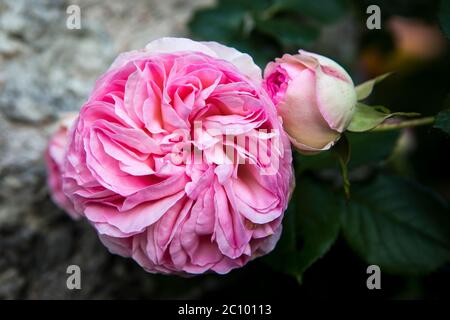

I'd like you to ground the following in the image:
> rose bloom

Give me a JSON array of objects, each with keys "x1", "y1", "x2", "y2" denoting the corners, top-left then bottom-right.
[
  {"x1": 46, "y1": 38, "x2": 293, "y2": 275},
  {"x1": 264, "y1": 51, "x2": 357, "y2": 153},
  {"x1": 46, "y1": 114, "x2": 79, "y2": 219}
]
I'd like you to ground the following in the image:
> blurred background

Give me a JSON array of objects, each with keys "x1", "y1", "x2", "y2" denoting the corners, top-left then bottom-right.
[{"x1": 0, "y1": 0, "x2": 449, "y2": 299}]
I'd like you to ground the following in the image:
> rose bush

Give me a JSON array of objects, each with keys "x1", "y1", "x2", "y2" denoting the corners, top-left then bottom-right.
[
  {"x1": 264, "y1": 51, "x2": 357, "y2": 153},
  {"x1": 46, "y1": 38, "x2": 293, "y2": 275}
]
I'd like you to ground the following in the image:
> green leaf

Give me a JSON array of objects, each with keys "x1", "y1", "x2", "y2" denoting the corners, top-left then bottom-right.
[
  {"x1": 294, "y1": 179, "x2": 341, "y2": 278},
  {"x1": 347, "y1": 131, "x2": 400, "y2": 168},
  {"x1": 297, "y1": 151, "x2": 336, "y2": 172},
  {"x1": 263, "y1": 196, "x2": 299, "y2": 278},
  {"x1": 278, "y1": 0, "x2": 346, "y2": 24},
  {"x1": 355, "y1": 73, "x2": 391, "y2": 101},
  {"x1": 298, "y1": 131, "x2": 400, "y2": 174},
  {"x1": 255, "y1": 18, "x2": 319, "y2": 48},
  {"x1": 332, "y1": 135, "x2": 351, "y2": 198},
  {"x1": 341, "y1": 175, "x2": 450, "y2": 275},
  {"x1": 439, "y1": 0, "x2": 450, "y2": 38},
  {"x1": 348, "y1": 103, "x2": 388, "y2": 132},
  {"x1": 228, "y1": 32, "x2": 281, "y2": 68},
  {"x1": 265, "y1": 178, "x2": 340, "y2": 280},
  {"x1": 434, "y1": 109, "x2": 450, "y2": 135},
  {"x1": 348, "y1": 103, "x2": 420, "y2": 132},
  {"x1": 189, "y1": 5, "x2": 246, "y2": 42}
]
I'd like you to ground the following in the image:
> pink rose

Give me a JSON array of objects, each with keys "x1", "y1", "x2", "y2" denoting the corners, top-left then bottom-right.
[
  {"x1": 45, "y1": 113, "x2": 79, "y2": 219},
  {"x1": 52, "y1": 38, "x2": 293, "y2": 275},
  {"x1": 264, "y1": 51, "x2": 357, "y2": 153}
]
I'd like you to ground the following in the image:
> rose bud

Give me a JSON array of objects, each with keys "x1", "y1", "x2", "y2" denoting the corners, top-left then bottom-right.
[{"x1": 263, "y1": 51, "x2": 357, "y2": 153}]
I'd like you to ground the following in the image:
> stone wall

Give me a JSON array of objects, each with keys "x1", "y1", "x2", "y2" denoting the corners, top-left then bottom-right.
[{"x1": 0, "y1": 0, "x2": 213, "y2": 299}]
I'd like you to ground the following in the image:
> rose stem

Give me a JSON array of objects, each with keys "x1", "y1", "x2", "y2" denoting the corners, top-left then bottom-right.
[{"x1": 371, "y1": 116, "x2": 435, "y2": 131}]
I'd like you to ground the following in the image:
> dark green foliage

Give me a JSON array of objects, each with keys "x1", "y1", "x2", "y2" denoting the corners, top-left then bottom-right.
[{"x1": 189, "y1": 0, "x2": 347, "y2": 66}]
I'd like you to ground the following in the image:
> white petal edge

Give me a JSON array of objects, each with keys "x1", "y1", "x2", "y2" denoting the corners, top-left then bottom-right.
[
  {"x1": 201, "y1": 41, "x2": 262, "y2": 85},
  {"x1": 145, "y1": 37, "x2": 218, "y2": 57}
]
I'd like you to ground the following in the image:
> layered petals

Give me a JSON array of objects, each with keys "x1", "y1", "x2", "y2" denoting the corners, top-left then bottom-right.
[{"x1": 46, "y1": 38, "x2": 293, "y2": 275}]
